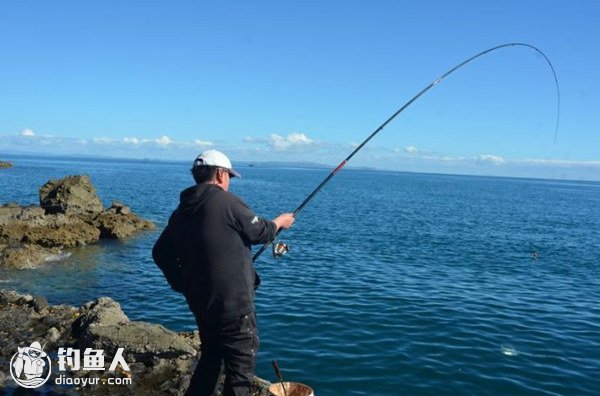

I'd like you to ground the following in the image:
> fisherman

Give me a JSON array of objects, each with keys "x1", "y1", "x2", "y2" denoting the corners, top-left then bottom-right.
[
  {"x1": 153, "y1": 149, "x2": 294, "y2": 396},
  {"x1": 12, "y1": 341, "x2": 47, "y2": 380}
]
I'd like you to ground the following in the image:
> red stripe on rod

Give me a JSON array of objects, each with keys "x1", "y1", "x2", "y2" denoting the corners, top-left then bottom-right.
[{"x1": 333, "y1": 160, "x2": 347, "y2": 175}]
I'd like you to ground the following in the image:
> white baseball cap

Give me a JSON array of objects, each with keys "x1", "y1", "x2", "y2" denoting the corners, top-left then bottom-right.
[{"x1": 193, "y1": 149, "x2": 241, "y2": 178}]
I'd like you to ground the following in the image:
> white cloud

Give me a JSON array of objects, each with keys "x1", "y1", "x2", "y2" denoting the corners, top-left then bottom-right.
[
  {"x1": 194, "y1": 139, "x2": 214, "y2": 147},
  {"x1": 269, "y1": 132, "x2": 315, "y2": 151},
  {"x1": 404, "y1": 145, "x2": 419, "y2": 154},
  {"x1": 476, "y1": 154, "x2": 505, "y2": 165},
  {"x1": 288, "y1": 133, "x2": 313, "y2": 144},
  {"x1": 22, "y1": 129, "x2": 35, "y2": 137},
  {"x1": 429, "y1": 155, "x2": 467, "y2": 163},
  {"x1": 155, "y1": 135, "x2": 172, "y2": 147},
  {"x1": 93, "y1": 137, "x2": 114, "y2": 143},
  {"x1": 395, "y1": 145, "x2": 431, "y2": 156},
  {"x1": 123, "y1": 137, "x2": 139, "y2": 145},
  {"x1": 516, "y1": 158, "x2": 600, "y2": 167}
]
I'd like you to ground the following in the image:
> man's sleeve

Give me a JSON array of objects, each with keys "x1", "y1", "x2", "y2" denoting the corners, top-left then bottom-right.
[{"x1": 230, "y1": 197, "x2": 277, "y2": 245}]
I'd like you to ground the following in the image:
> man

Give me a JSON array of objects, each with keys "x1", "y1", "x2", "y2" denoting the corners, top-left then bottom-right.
[{"x1": 153, "y1": 149, "x2": 294, "y2": 396}]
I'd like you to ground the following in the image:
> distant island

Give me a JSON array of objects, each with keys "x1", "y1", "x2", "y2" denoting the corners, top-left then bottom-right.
[
  {"x1": 237, "y1": 160, "x2": 376, "y2": 171},
  {"x1": 0, "y1": 160, "x2": 13, "y2": 168}
]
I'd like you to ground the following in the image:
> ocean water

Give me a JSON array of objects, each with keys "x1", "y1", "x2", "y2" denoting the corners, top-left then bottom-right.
[{"x1": 1, "y1": 155, "x2": 599, "y2": 395}]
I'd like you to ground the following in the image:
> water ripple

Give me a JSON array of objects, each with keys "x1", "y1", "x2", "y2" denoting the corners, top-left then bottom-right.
[{"x1": 2, "y1": 159, "x2": 599, "y2": 395}]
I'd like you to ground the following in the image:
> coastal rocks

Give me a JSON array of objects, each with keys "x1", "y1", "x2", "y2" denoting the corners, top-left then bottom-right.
[
  {"x1": 0, "y1": 160, "x2": 13, "y2": 168},
  {"x1": 0, "y1": 175, "x2": 155, "y2": 268},
  {"x1": 93, "y1": 201, "x2": 155, "y2": 239},
  {"x1": 1, "y1": 213, "x2": 101, "y2": 248},
  {"x1": 73, "y1": 298, "x2": 198, "y2": 361},
  {"x1": 40, "y1": 175, "x2": 104, "y2": 216},
  {"x1": 0, "y1": 289, "x2": 197, "y2": 395},
  {"x1": 0, "y1": 289, "x2": 272, "y2": 395},
  {"x1": 0, "y1": 243, "x2": 62, "y2": 269}
]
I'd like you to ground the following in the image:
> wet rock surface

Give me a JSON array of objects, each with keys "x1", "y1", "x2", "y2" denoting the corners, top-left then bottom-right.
[
  {"x1": 0, "y1": 243, "x2": 62, "y2": 269},
  {"x1": 0, "y1": 160, "x2": 13, "y2": 168},
  {"x1": 0, "y1": 289, "x2": 272, "y2": 395},
  {"x1": 0, "y1": 175, "x2": 155, "y2": 268}
]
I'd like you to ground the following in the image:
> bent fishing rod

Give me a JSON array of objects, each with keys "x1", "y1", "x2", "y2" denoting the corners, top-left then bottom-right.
[{"x1": 252, "y1": 42, "x2": 560, "y2": 263}]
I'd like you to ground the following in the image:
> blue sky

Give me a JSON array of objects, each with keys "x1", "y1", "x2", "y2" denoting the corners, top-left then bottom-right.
[{"x1": 1, "y1": 1, "x2": 598, "y2": 180}]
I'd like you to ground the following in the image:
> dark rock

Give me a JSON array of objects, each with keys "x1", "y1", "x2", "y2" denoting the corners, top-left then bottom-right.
[
  {"x1": 0, "y1": 289, "x2": 272, "y2": 395},
  {"x1": 40, "y1": 175, "x2": 104, "y2": 216}
]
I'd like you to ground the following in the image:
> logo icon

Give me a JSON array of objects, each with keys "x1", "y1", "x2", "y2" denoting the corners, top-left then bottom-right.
[{"x1": 10, "y1": 341, "x2": 52, "y2": 388}]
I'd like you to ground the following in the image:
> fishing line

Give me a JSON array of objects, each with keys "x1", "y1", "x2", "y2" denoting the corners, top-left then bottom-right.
[{"x1": 253, "y1": 42, "x2": 561, "y2": 263}]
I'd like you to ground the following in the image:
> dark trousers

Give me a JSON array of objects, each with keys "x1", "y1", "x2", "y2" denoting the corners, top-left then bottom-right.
[{"x1": 186, "y1": 312, "x2": 259, "y2": 396}]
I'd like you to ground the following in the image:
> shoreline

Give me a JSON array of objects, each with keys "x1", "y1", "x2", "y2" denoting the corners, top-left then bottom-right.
[{"x1": 0, "y1": 288, "x2": 271, "y2": 395}]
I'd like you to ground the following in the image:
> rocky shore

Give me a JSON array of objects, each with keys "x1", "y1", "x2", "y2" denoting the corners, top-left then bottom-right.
[
  {"x1": 0, "y1": 175, "x2": 274, "y2": 395},
  {"x1": 0, "y1": 160, "x2": 13, "y2": 168},
  {"x1": 0, "y1": 175, "x2": 155, "y2": 268},
  {"x1": 0, "y1": 289, "x2": 272, "y2": 395}
]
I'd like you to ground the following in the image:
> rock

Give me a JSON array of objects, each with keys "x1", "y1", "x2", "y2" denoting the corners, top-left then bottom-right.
[
  {"x1": 1, "y1": 175, "x2": 155, "y2": 268},
  {"x1": 111, "y1": 201, "x2": 131, "y2": 215},
  {"x1": 74, "y1": 298, "x2": 197, "y2": 361},
  {"x1": 81, "y1": 321, "x2": 198, "y2": 361},
  {"x1": 74, "y1": 298, "x2": 130, "y2": 331},
  {"x1": 0, "y1": 289, "x2": 273, "y2": 395},
  {"x1": 46, "y1": 326, "x2": 61, "y2": 342},
  {"x1": 0, "y1": 243, "x2": 62, "y2": 269},
  {"x1": 0, "y1": 204, "x2": 46, "y2": 222},
  {"x1": 17, "y1": 205, "x2": 47, "y2": 221},
  {"x1": 0, "y1": 203, "x2": 23, "y2": 219},
  {"x1": 0, "y1": 213, "x2": 101, "y2": 248},
  {"x1": 0, "y1": 160, "x2": 13, "y2": 168},
  {"x1": 32, "y1": 295, "x2": 49, "y2": 313},
  {"x1": 25, "y1": 218, "x2": 101, "y2": 247},
  {"x1": 40, "y1": 175, "x2": 104, "y2": 216},
  {"x1": 0, "y1": 288, "x2": 26, "y2": 304},
  {"x1": 93, "y1": 210, "x2": 155, "y2": 239}
]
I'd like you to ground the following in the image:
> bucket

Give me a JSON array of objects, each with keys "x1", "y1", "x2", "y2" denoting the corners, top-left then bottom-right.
[{"x1": 268, "y1": 381, "x2": 314, "y2": 396}]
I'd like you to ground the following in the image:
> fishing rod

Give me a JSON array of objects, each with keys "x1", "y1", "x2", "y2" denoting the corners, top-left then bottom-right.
[{"x1": 252, "y1": 42, "x2": 560, "y2": 263}]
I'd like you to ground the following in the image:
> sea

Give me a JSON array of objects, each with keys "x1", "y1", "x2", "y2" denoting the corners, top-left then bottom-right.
[{"x1": 1, "y1": 154, "x2": 599, "y2": 396}]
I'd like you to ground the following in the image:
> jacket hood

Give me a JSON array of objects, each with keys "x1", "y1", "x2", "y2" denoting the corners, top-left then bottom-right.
[{"x1": 178, "y1": 184, "x2": 222, "y2": 213}]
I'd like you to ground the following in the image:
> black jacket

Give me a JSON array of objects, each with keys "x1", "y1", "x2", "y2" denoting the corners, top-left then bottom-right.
[{"x1": 153, "y1": 184, "x2": 277, "y2": 322}]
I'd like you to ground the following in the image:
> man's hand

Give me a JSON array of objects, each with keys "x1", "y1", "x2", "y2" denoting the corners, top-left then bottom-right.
[{"x1": 273, "y1": 213, "x2": 295, "y2": 230}]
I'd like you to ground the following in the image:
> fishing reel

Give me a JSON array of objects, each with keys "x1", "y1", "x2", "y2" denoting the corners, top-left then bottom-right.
[{"x1": 272, "y1": 240, "x2": 289, "y2": 258}]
